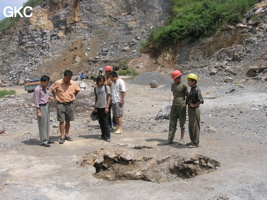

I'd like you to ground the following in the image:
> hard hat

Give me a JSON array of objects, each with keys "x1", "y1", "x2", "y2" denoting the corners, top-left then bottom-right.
[
  {"x1": 105, "y1": 66, "x2": 112, "y2": 72},
  {"x1": 186, "y1": 73, "x2": 198, "y2": 82},
  {"x1": 171, "y1": 70, "x2": 183, "y2": 79},
  {"x1": 100, "y1": 68, "x2": 104, "y2": 71},
  {"x1": 90, "y1": 111, "x2": 98, "y2": 121}
]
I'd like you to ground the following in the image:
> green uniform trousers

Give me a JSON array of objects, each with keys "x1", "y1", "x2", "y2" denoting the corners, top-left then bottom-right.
[
  {"x1": 37, "y1": 104, "x2": 50, "y2": 144},
  {"x1": 167, "y1": 105, "x2": 186, "y2": 142},
  {"x1": 188, "y1": 107, "x2": 200, "y2": 145}
]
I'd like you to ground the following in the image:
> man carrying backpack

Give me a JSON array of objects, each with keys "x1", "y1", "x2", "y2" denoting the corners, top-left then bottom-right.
[{"x1": 94, "y1": 75, "x2": 111, "y2": 142}]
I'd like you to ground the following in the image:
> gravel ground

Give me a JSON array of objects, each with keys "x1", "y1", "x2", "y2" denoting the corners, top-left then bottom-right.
[
  {"x1": 0, "y1": 74, "x2": 267, "y2": 200},
  {"x1": 130, "y1": 72, "x2": 171, "y2": 85}
]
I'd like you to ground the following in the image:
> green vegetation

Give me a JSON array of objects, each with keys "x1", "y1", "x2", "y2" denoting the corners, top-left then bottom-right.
[
  {"x1": 117, "y1": 68, "x2": 139, "y2": 77},
  {"x1": 0, "y1": 0, "x2": 48, "y2": 34},
  {"x1": 145, "y1": 0, "x2": 257, "y2": 50},
  {"x1": 116, "y1": 58, "x2": 139, "y2": 76},
  {"x1": 0, "y1": 90, "x2": 16, "y2": 98},
  {"x1": 118, "y1": 58, "x2": 132, "y2": 69}
]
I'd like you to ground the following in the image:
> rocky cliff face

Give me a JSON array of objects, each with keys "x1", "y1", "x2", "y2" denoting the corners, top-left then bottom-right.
[
  {"x1": 132, "y1": 1, "x2": 267, "y2": 82},
  {"x1": 0, "y1": 0, "x2": 266, "y2": 85},
  {"x1": 0, "y1": 0, "x2": 171, "y2": 83}
]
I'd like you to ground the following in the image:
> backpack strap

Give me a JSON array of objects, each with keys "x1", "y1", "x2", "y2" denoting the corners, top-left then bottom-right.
[
  {"x1": 94, "y1": 87, "x2": 97, "y2": 100},
  {"x1": 105, "y1": 85, "x2": 108, "y2": 101}
]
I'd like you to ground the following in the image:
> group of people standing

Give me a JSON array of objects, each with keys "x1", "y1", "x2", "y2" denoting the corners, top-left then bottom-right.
[
  {"x1": 93, "y1": 66, "x2": 126, "y2": 142},
  {"x1": 33, "y1": 67, "x2": 203, "y2": 148},
  {"x1": 33, "y1": 67, "x2": 126, "y2": 147},
  {"x1": 165, "y1": 70, "x2": 204, "y2": 148}
]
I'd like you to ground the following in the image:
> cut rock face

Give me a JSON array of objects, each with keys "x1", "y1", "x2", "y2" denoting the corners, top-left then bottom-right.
[{"x1": 80, "y1": 145, "x2": 221, "y2": 183}]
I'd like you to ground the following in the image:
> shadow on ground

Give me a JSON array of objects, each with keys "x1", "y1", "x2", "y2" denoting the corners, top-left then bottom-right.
[
  {"x1": 22, "y1": 136, "x2": 59, "y2": 146},
  {"x1": 78, "y1": 134, "x2": 99, "y2": 139}
]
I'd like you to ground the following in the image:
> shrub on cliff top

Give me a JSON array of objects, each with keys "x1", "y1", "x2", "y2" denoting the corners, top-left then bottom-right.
[{"x1": 145, "y1": 0, "x2": 257, "y2": 50}]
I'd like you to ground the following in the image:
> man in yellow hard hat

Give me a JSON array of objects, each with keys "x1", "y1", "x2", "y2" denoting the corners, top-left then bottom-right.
[
  {"x1": 186, "y1": 73, "x2": 204, "y2": 148},
  {"x1": 164, "y1": 70, "x2": 188, "y2": 145}
]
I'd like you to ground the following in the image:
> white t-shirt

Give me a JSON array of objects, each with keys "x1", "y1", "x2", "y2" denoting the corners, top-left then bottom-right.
[
  {"x1": 111, "y1": 78, "x2": 126, "y2": 103},
  {"x1": 95, "y1": 85, "x2": 111, "y2": 108}
]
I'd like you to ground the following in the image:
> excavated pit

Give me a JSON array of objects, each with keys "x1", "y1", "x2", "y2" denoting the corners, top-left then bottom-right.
[{"x1": 80, "y1": 145, "x2": 221, "y2": 183}]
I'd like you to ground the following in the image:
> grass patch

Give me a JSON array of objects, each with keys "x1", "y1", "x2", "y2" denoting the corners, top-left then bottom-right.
[
  {"x1": 118, "y1": 59, "x2": 131, "y2": 68},
  {"x1": 117, "y1": 68, "x2": 139, "y2": 77},
  {"x1": 144, "y1": 0, "x2": 257, "y2": 50},
  {"x1": 0, "y1": 90, "x2": 16, "y2": 98}
]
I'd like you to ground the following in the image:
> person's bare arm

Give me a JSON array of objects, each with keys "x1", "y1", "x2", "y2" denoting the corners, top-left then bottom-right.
[
  {"x1": 105, "y1": 94, "x2": 111, "y2": 113},
  {"x1": 190, "y1": 101, "x2": 201, "y2": 108},
  {"x1": 119, "y1": 92, "x2": 126, "y2": 106}
]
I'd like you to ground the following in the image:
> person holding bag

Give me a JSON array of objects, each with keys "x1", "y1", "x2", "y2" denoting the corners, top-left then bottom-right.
[{"x1": 94, "y1": 75, "x2": 111, "y2": 142}]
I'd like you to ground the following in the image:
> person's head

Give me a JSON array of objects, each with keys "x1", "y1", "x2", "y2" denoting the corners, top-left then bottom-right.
[
  {"x1": 109, "y1": 71, "x2": 118, "y2": 82},
  {"x1": 96, "y1": 75, "x2": 105, "y2": 87},
  {"x1": 171, "y1": 70, "x2": 182, "y2": 84},
  {"x1": 40, "y1": 75, "x2": 50, "y2": 87},
  {"x1": 63, "y1": 70, "x2": 73, "y2": 84},
  {"x1": 186, "y1": 73, "x2": 198, "y2": 87},
  {"x1": 174, "y1": 76, "x2": 181, "y2": 84},
  {"x1": 104, "y1": 66, "x2": 113, "y2": 76}
]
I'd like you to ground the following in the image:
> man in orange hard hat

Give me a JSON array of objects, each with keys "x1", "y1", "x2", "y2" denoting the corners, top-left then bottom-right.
[{"x1": 164, "y1": 70, "x2": 188, "y2": 145}]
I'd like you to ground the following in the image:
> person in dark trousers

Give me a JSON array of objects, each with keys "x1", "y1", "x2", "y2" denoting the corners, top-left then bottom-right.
[
  {"x1": 50, "y1": 70, "x2": 80, "y2": 144},
  {"x1": 104, "y1": 65, "x2": 118, "y2": 128},
  {"x1": 164, "y1": 70, "x2": 188, "y2": 145},
  {"x1": 94, "y1": 75, "x2": 111, "y2": 142},
  {"x1": 186, "y1": 73, "x2": 204, "y2": 148},
  {"x1": 33, "y1": 75, "x2": 54, "y2": 147}
]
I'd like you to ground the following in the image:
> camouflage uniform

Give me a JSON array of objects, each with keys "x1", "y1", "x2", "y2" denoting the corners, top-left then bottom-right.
[
  {"x1": 167, "y1": 82, "x2": 188, "y2": 143},
  {"x1": 187, "y1": 85, "x2": 204, "y2": 146}
]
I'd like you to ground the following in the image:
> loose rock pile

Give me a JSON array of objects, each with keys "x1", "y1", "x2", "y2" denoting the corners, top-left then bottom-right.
[
  {"x1": 155, "y1": 105, "x2": 171, "y2": 120},
  {"x1": 80, "y1": 145, "x2": 221, "y2": 182}
]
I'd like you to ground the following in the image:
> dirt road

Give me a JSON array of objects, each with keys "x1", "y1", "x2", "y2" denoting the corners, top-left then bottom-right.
[{"x1": 0, "y1": 78, "x2": 267, "y2": 200}]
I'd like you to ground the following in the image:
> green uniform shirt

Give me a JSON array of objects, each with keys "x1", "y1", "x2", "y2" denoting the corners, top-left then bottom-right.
[{"x1": 171, "y1": 82, "x2": 188, "y2": 107}]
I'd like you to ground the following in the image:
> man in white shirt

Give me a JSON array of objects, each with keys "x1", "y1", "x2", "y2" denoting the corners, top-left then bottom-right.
[{"x1": 109, "y1": 71, "x2": 126, "y2": 134}]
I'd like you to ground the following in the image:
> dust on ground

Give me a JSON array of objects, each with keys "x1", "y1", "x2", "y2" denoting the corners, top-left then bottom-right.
[{"x1": 0, "y1": 73, "x2": 267, "y2": 200}]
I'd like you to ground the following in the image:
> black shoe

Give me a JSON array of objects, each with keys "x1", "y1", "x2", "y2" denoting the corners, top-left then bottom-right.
[
  {"x1": 48, "y1": 140, "x2": 55, "y2": 144},
  {"x1": 41, "y1": 143, "x2": 50, "y2": 147}
]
